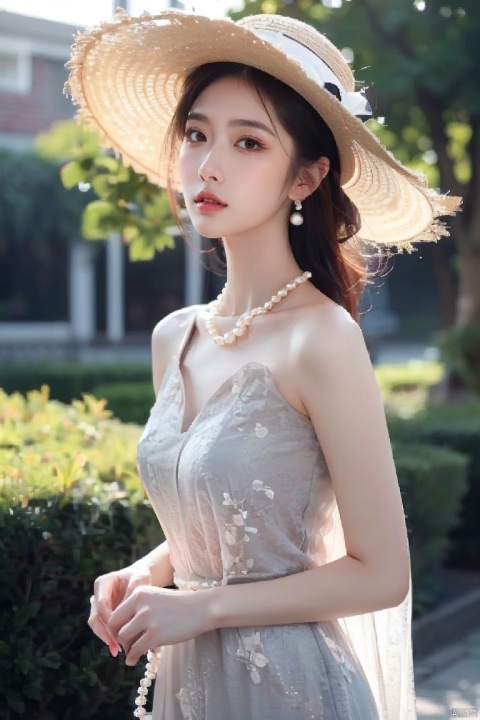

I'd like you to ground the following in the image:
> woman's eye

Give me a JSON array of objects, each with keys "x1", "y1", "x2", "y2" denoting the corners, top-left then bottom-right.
[
  {"x1": 185, "y1": 128, "x2": 205, "y2": 143},
  {"x1": 237, "y1": 137, "x2": 264, "y2": 151}
]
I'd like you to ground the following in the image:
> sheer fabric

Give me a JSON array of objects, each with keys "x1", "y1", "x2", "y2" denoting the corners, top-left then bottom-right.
[{"x1": 136, "y1": 309, "x2": 416, "y2": 719}]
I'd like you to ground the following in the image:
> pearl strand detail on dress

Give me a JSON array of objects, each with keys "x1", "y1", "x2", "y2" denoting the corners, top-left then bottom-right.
[
  {"x1": 206, "y1": 271, "x2": 312, "y2": 346},
  {"x1": 133, "y1": 649, "x2": 160, "y2": 718}
]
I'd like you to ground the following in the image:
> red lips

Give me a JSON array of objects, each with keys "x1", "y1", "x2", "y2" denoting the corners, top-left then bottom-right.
[{"x1": 194, "y1": 189, "x2": 227, "y2": 206}]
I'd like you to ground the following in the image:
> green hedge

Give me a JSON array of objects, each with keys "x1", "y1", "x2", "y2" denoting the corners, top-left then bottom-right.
[
  {"x1": 0, "y1": 388, "x2": 471, "y2": 714},
  {"x1": 389, "y1": 401, "x2": 480, "y2": 570},
  {"x1": 437, "y1": 323, "x2": 480, "y2": 394},
  {"x1": 392, "y1": 441, "x2": 469, "y2": 615},
  {"x1": 0, "y1": 388, "x2": 163, "y2": 720},
  {"x1": 0, "y1": 363, "x2": 151, "y2": 405},
  {"x1": 93, "y1": 382, "x2": 155, "y2": 425},
  {"x1": 375, "y1": 361, "x2": 444, "y2": 394}
]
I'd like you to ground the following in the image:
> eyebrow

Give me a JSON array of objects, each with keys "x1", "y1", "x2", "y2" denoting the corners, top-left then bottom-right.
[{"x1": 186, "y1": 112, "x2": 276, "y2": 137}]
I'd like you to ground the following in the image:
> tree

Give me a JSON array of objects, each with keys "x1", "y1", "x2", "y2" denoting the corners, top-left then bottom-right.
[
  {"x1": 35, "y1": 121, "x2": 176, "y2": 261},
  {"x1": 230, "y1": 0, "x2": 480, "y2": 390}
]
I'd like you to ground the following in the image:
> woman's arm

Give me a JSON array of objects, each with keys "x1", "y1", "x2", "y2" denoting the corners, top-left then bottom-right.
[
  {"x1": 136, "y1": 306, "x2": 202, "y2": 588},
  {"x1": 132, "y1": 540, "x2": 174, "y2": 588},
  {"x1": 202, "y1": 308, "x2": 410, "y2": 629}
]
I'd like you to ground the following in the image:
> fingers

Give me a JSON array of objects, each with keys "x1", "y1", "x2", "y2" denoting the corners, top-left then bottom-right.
[
  {"x1": 124, "y1": 572, "x2": 151, "y2": 602},
  {"x1": 107, "y1": 595, "x2": 132, "y2": 641},
  {"x1": 88, "y1": 596, "x2": 121, "y2": 656},
  {"x1": 125, "y1": 631, "x2": 152, "y2": 667},
  {"x1": 116, "y1": 614, "x2": 149, "y2": 665},
  {"x1": 95, "y1": 575, "x2": 125, "y2": 625},
  {"x1": 88, "y1": 616, "x2": 120, "y2": 656}
]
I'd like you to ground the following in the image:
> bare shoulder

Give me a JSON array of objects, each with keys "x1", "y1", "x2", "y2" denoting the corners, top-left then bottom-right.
[
  {"x1": 293, "y1": 298, "x2": 368, "y2": 372},
  {"x1": 151, "y1": 304, "x2": 204, "y2": 395}
]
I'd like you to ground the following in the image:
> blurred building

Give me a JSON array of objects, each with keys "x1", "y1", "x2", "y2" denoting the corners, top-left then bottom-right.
[
  {"x1": 0, "y1": 10, "x2": 446, "y2": 363},
  {"x1": 0, "y1": 10, "x2": 74, "y2": 148},
  {"x1": 0, "y1": 10, "x2": 209, "y2": 362}
]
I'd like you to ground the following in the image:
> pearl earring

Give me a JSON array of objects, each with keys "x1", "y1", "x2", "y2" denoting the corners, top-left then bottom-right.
[{"x1": 290, "y1": 200, "x2": 304, "y2": 226}]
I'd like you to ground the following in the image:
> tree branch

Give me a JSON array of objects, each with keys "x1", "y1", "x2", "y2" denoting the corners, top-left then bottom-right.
[
  {"x1": 465, "y1": 114, "x2": 480, "y2": 231},
  {"x1": 415, "y1": 86, "x2": 463, "y2": 199}
]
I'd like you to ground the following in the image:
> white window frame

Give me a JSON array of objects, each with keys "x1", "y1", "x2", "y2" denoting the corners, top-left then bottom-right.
[{"x1": 0, "y1": 36, "x2": 32, "y2": 94}]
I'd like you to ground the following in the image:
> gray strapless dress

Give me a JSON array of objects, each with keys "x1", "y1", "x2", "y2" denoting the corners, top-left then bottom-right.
[{"x1": 136, "y1": 309, "x2": 417, "y2": 720}]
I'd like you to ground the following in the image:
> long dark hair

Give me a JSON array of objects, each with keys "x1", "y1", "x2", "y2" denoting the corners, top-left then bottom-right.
[{"x1": 166, "y1": 62, "x2": 375, "y2": 320}]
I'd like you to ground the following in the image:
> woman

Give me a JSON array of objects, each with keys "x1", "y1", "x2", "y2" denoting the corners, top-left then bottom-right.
[{"x1": 69, "y1": 11, "x2": 461, "y2": 720}]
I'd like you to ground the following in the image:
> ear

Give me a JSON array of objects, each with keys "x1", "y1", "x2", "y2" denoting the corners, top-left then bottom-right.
[{"x1": 288, "y1": 156, "x2": 330, "y2": 203}]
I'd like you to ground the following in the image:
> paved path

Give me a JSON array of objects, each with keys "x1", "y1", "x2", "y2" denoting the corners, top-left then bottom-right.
[{"x1": 415, "y1": 626, "x2": 480, "y2": 718}]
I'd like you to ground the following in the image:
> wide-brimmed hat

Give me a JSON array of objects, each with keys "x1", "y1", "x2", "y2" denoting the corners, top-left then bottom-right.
[{"x1": 66, "y1": 9, "x2": 461, "y2": 250}]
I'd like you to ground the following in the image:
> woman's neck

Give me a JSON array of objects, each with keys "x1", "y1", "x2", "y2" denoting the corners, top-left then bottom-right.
[{"x1": 219, "y1": 231, "x2": 304, "y2": 317}]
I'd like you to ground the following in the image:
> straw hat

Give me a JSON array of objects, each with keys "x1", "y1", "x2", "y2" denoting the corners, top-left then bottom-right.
[{"x1": 66, "y1": 9, "x2": 461, "y2": 250}]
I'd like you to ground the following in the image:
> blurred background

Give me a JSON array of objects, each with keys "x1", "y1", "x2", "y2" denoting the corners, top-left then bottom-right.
[{"x1": 0, "y1": 2, "x2": 479, "y2": 719}]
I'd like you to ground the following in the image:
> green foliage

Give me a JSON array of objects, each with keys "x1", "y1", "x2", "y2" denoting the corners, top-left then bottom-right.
[
  {"x1": 375, "y1": 360, "x2": 444, "y2": 394},
  {"x1": 93, "y1": 383, "x2": 155, "y2": 425},
  {"x1": 389, "y1": 401, "x2": 480, "y2": 570},
  {"x1": 393, "y1": 441, "x2": 469, "y2": 616},
  {"x1": 0, "y1": 389, "x2": 164, "y2": 720},
  {"x1": 437, "y1": 323, "x2": 480, "y2": 394},
  {"x1": 230, "y1": 0, "x2": 475, "y2": 187},
  {"x1": 374, "y1": 360, "x2": 444, "y2": 419},
  {"x1": 0, "y1": 386, "x2": 144, "y2": 508},
  {"x1": 35, "y1": 121, "x2": 176, "y2": 261},
  {"x1": 0, "y1": 362, "x2": 151, "y2": 405},
  {"x1": 0, "y1": 147, "x2": 88, "y2": 248}
]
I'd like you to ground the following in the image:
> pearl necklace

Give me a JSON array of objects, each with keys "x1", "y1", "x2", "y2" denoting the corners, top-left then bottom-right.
[{"x1": 206, "y1": 271, "x2": 312, "y2": 346}]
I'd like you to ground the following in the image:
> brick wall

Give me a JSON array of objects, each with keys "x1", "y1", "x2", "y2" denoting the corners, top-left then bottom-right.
[{"x1": 0, "y1": 55, "x2": 73, "y2": 136}]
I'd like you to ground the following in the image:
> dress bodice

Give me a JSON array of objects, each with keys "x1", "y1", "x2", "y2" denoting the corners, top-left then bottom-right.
[{"x1": 137, "y1": 353, "x2": 334, "y2": 589}]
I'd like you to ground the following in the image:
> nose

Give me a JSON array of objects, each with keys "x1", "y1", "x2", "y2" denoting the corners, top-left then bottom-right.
[{"x1": 198, "y1": 144, "x2": 224, "y2": 183}]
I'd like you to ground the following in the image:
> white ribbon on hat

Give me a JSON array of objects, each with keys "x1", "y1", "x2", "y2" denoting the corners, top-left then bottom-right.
[{"x1": 253, "y1": 29, "x2": 372, "y2": 120}]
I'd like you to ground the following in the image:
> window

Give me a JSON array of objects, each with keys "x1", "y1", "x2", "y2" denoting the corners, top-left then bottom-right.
[{"x1": 0, "y1": 39, "x2": 31, "y2": 94}]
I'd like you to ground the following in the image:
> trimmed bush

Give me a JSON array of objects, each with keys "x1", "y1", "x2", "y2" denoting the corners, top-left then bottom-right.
[
  {"x1": 389, "y1": 402, "x2": 480, "y2": 570},
  {"x1": 375, "y1": 361, "x2": 444, "y2": 394},
  {"x1": 0, "y1": 387, "x2": 471, "y2": 714},
  {"x1": 0, "y1": 388, "x2": 164, "y2": 720},
  {"x1": 437, "y1": 323, "x2": 480, "y2": 395},
  {"x1": 0, "y1": 363, "x2": 151, "y2": 405},
  {"x1": 93, "y1": 382, "x2": 155, "y2": 425},
  {"x1": 392, "y1": 442, "x2": 469, "y2": 615}
]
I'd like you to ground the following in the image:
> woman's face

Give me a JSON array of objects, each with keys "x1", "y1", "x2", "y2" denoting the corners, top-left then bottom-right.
[{"x1": 178, "y1": 75, "x2": 296, "y2": 240}]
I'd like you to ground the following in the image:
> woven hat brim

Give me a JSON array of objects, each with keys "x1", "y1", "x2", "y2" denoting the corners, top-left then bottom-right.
[{"x1": 66, "y1": 10, "x2": 461, "y2": 250}]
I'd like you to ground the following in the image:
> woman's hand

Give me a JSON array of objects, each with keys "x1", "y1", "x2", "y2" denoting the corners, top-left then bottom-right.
[
  {"x1": 106, "y1": 585, "x2": 214, "y2": 666},
  {"x1": 88, "y1": 563, "x2": 152, "y2": 656}
]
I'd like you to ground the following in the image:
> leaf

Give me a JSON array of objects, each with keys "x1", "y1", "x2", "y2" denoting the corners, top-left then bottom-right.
[
  {"x1": 94, "y1": 156, "x2": 121, "y2": 174},
  {"x1": 35, "y1": 119, "x2": 98, "y2": 161},
  {"x1": 60, "y1": 161, "x2": 86, "y2": 190},
  {"x1": 13, "y1": 601, "x2": 40, "y2": 630},
  {"x1": 122, "y1": 224, "x2": 140, "y2": 242},
  {"x1": 0, "y1": 641, "x2": 12, "y2": 656},
  {"x1": 38, "y1": 652, "x2": 61, "y2": 669},
  {"x1": 128, "y1": 236, "x2": 156, "y2": 261},
  {"x1": 81, "y1": 201, "x2": 123, "y2": 240},
  {"x1": 154, "y1": 232, "x2": 175, "y2": 252},
  {"x1": 6, "y1": 692, "x2": 25, "y2": 713}
]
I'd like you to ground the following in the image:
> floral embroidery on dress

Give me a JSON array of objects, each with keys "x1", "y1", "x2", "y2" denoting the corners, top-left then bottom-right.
[
  {"x1": 254, "y1": 422, "x2": 268, "y2": 438},
  {"x1": 222, "y1": 478, "x2": 276, "y2": 577},
  {"x1": 222, "y1": 491, "x2": 257, "y2": 576},
  {"x1": 235, "y1": 630, "x2": 269, "y2": 684},
  {"x1": 323, "y1": 635, "x2": 358, "y2": 684},
  {"x1": 175, "y1": 687, "x2": 195, "y2": 719},
  {"x1": 252, "y1": 479, "x2": 275, "y2": 500},
  {"x1": 231, "y1": 365, "x2": 252, "y2": 397}
]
